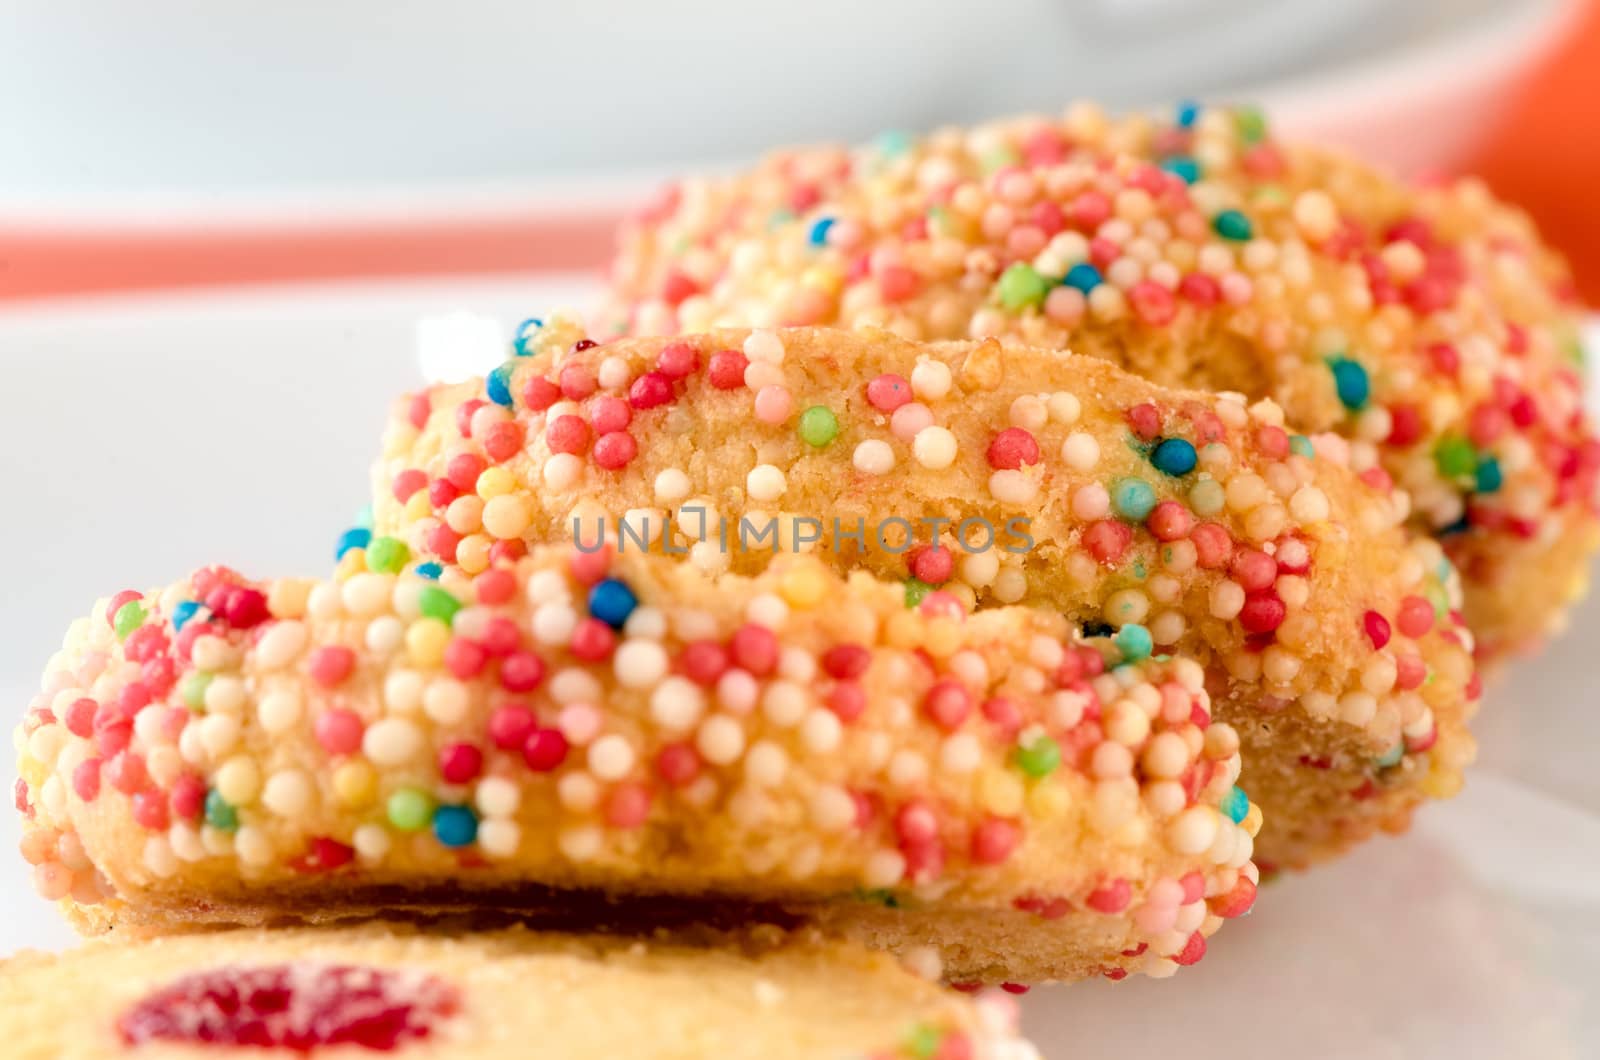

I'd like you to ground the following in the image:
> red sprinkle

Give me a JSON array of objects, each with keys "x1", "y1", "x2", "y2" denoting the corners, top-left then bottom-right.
[
  {"x1": 656, "y1": 743, "x2": 702, "y2": 787},
  {"x1": 308, "y1": 646, "x2": 356, "y2": 688},
  {"x1": 628, "y1": 371, "x2": 674, "y2": 410},
  {"x1": 1086, "y1": 878, "x2": 1131, "y2": 914},
  {"x1": 987, "y1": 428, "x2": 1041, "y2": 469},
  {"x1": 1397, "y1": 596, "x2": 1435, "y2": 638},
  {"x1": 499, "y1": 651, "x2": 546, "y2": 692},
  {"x1": 1083, "y1": 519, "x2": 1133, "y2": 565},
  {"x1": 866, "y1": 374, "x2": 912, "y2": 412},
  {"x1": 592, "y1": 431, "x2": 639, "y2": 469},
  {"x1": 438, "y1": 742, "x2": 483, "y2": 784},
  {"x1": 313, "y1": 709, "x2": 364, "y2": 755},
  {"x1": 1147, "y1": 500, "x2": 1192, "y2": 541},
  {"x1": 1363, "y1": 610, "x2": 1392, "y2": 649},
  {"x1": 522, "y1": 728, "x2": 569, "y2": 772},
  {"x1": 729, "y1": 624, "x2": 779, "y2": 677},
  {"x1": 970, "y1": 817, "x2": 1020, "y2": 864},
  {"x1": 923, "y1": 680, "x2": 973, "y2": 730},
  {"x1": 708, "y1": 350, "x2": 749, "y2": 389}
]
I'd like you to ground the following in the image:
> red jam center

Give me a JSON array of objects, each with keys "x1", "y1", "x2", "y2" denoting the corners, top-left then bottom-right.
[{"x1": 117, "y1": 963, "x2": 459, "y2": 1052}]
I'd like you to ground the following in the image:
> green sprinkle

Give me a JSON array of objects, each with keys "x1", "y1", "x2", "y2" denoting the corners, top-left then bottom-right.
[
  {"x1": 1235, "y1": 105, "x2": 1268, "y2": 144},
  {"x1": 1014, "y1": 735, "x2": 1061, "y2": 778},
  {"x1": 354, "y1": 503, "x2": 375, "y2": 531},
  {"x1": 1114, "y1": 623, "x2": 1153, "y2": 662},
  {"x1": 180, "y1": 672, "x2": 213, "y2": 712},
  {"x1": 1434, "y1": 436, "x2": 1477, "y2": 480},
  {"x1": 854, "y1": 888, "x2": 901, "y2": 908},
  {"x1": 875, "y1": 129, "x2": 914, "y2": 158},
  {"x1": 1424, "y1": 580, "x2": 1450, "y2": 620},
  {"x1": 798, "y1": 405, "x2": 839, "y2": 447},
  {"x1": 903, "y1": 578, "x2": 933, "y2": 607},
  {"x1": 366, "y1": 536, "x2": 410, "y2": 574},
  {"x1": 996, "y1": 262, "x2": 1049, "y2": 311},
  {"x1": 1288, "y1": 434, "x2": 1315, "y2": 458},
  {"x1": 204, "y1": 789, "x2": 238, "y2": 832},
  {"x1": 1213, "y1": 209, "x2": 1253, "y2": 242},
  {"x1": 903, "y1": 1023, "x2": 944, "y2": 1060},
  {"x1": 112, "y1": 600, "x2": 147, "y2": 641},
  {"x1": 1374, "y1": 742, "x2": 1405, "y2": 769},
  {"x1": 979, "y1": 145, "x2": 1020, "y2": 174},
  {"x1": 1111, "y1": 477, "x2": 1157, "y2": 521},
  {"x1": 417, "y1": 586, "x2": 463, "y2": 626},
  {"x1": 387, "y1": 788, "x2": 435, "y2": 832}
]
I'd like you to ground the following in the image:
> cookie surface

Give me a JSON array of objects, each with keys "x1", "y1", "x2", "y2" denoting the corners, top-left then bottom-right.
[
  {"x1": 16, "y1": 545, "x2": 1258, "y2": 983},
  {"x1": 367, "y1": 324, "x2": 1477, "y2": 870},
  {"x1": 0, "y1": 924, "x2": 1037, "y2": 1059},
  {"x1": 601, "y1": 101, "x2": 1599, "y2": 658}
]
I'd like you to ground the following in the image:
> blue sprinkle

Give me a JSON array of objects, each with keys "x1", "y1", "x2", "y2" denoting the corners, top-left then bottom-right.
[
  {"x1": 335, "y1": 527, "x2": 372, "y2": 560},
  {"x1": 1374, "y1": 743, "x2": 1405, "y2": 769},
  {"x1": 1221, "y1": 786, "x2": 1250, "y2": 824},
  {"x1": 1176, "y1": 100, "x2": 1201, "y2": 128},
  {"x1": 512, "y1": 317, "x2": 544, "y2": 356},
  {"x1": 808, "y1": 217, "x2": 836, "y2": 246},
  {"x1": 1114, "y1": 623, "x2": 1153, "y2": 662},
  {"x1": 432, "y1": 805, "x2": 478, "y2": 848},
  {"x1": 486, "y1": 361, "x2": 517, "y2": 407},
  {"x1": 1288, "y1": 434, "x2": 1315, "y2": 458},
  {"x1": 415, "y1": 562, "x2": 443, "y2": 580},
  {"x1": 171, "y1": 600, "x2": 203, "y2": 632},
  {"x1": 1150, "y1": 437, "x2": 1198, "y2": 476},
  {"x1": 1328, "y1": 357, "x2": 1369, "y2": 410},
  {"x1": 1160, "y1": 156, "x2": 1200, "y2": 184},
  {"x1": 1062, "y1": 262, "x2": 1103, "y2": 293},
  {"x1": 1475, "y1": 457, "x2": 1503, "y2": 493},
  {"x1": 588, "y1": 578, "x2": 639, "y2": 630},
  {"x1": 1111, "y1": 477, "x2": 1157, "y2": 522},
  {"x1": 875, "y1": 129, "x2": 914, "y2": 157}
]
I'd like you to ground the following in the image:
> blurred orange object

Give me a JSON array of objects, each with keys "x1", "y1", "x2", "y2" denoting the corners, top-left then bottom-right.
[{"x1": 1470, "y1": 0, "x2": 1600, "y2": 304}]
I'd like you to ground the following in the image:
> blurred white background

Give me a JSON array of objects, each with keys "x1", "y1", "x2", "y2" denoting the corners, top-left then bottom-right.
[{"x1": 0, "y1": 0, "x2": 1583, "y2": 207}]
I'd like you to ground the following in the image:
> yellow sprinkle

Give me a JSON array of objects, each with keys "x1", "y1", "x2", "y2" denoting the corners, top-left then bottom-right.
[
  {"x1": 456, "y1": 534, "x2": 492, "y2": 574},
  {"x1": 800, "y1": 266, "x2": 843, "y2": 295},
  {"x1": 922, "y1": 617, "x2": 962, "y2": 658},
  {"x1": 1241, "y1": 803, "x2": 1264, "y2": 838},
  {"x1": 334, "y1": 549, "x2": 367, "y2": 582},
  {"x1": 481, "y1": 494, "x2": 532, "y2": 540},
  {"x1": 403, "y1": 491, "x2": 433, "y2": 521},
  {"x1": 978, "y1": 769, "x2": 1025, "y2": 817},
  {"x1": 406, "y1": 618, "x2": 451, "y2": 668},
  {"x1": 778, "y1": 565, "x2": 829, "y2": 608},
  {"x1": 266, "y1": 578, "x2": 314, "y2": 620},
  {"x1": 1026, "y1": 782, "x2": 1070, "y2": 820},
  {"x1": 333, "y1": 760, "x2": 378, "y2": 809},
  {"x1": 476, "y1": 466, "x2": 516, "y2": 500},
  {"x1": 884, "y1": 611, "x2": 924, "y2": 650},
  {"x1": 1420, "y1": 765, "x2": 1464, "y2": 800}
]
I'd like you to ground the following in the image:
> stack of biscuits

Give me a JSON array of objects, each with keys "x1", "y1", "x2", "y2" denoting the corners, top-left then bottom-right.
[{"x1": 7, "y1": 101, "x2": 1594, "y2": 1057}]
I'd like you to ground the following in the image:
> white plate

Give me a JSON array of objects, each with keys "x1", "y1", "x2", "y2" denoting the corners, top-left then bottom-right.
[{"x1": 1, "y1": 280, "x2": 1596, "y2": 1058}]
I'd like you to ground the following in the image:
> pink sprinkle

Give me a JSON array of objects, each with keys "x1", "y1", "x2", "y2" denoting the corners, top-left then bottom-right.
[
  {"x1": 569, "y1": 545, "x2": 611, "y2": 584},
  {"x1": 895, "y1": 800, "x2": 940, "y2": 845},
  {"x1": 680, "y1": 640, "x2": 730, "y2": 685},
  {"x1": 1130, "y1": 280, "x2": 1176, "y2": 326},
  {"x1": 971, "y1": 817, "x2": 1021, "y2": 865},
  {"x1": 454, "y1": 399, "x2": 482, "y2": 437},
  {"x1": 64, "y1": 697, "x2": 98, "y2": 738},
  {"x1": 656, "y1": 743, "x2": 701, "y2": 786},
  {"x1": 729, "y1": 624, "x2": 779, "y2": 677},
  {"x1": 522, "y1": 728, "x2": 569, "y2": 772},
  {"x1": 866, "y1": 374, "x2": 912, "y2": 412},
  {"x1": 656, "y1": 342, "x2": 699, "y2": 379},
  {"x1": 1087, "y1": 877, "x2": 1132, "y2": 913},
  {"x1": 558, "y1": 364, "x2": 596, "y2": 400},
  {"x1": 499, "y1": 651, "x2": 546, "y2": 692},
  {"x1": 488, "y1": 704, "x2": 535, "y2": 750},
  {"x1": 890, "y1": 402, "x2": 934, "y2": 441},
  {"x1": 1395, "y1": 653, "x2": 1427, "y2": 691},
  {"x1": 923, "y1": 680, "x2": 972, "y2": 730},
  {"x1": 557, "y1": 703, "x2": 603, "y2": 746},
  {"x1": 707, "y1": 350, "x2": 749, "y2": 389},
  {"x1": 475, "y1": 570, "x2": 517, "y2": 608},
  {"x1": 1255, "y1": 425, "x2": 1290, "y2": 460},
  {"x1": 445, "y1": 452, "x2": 486, "y2": 492},
  {"x1": 1230, "y1": 549, "x2": 1278, "y2": 591},
  {"x1": 628, "y1": 371, "x2": 674, "y2": 410},
  {"x1": 908, "y1": 545, "x2": 954, "y2": 585},
  {"x1": 877, "y1": 265, "x2": 919, "y2": 303},
  {"x1": 1191, "y1": 522, "x2": 1233, "y2": 568},
  {"x1": 169, "y1": 775, "x2": 206, "y2": 821},
  {"x1": 827, "y1": 681, "x2": 866, "y2": 722},
  {"x1": 105, "y1": 752, "x2": 148, "y2": 795},
  {"x1": 131, "y1": 790, "x2": 169, "y2": 831},
  {"x1": 1397, "y1": 596, "x2": 1435, "y2": 638},
  {"x1": 314, "y1": 709, "x2": 365, "y2": 755},
  {"x1": 589, "y1": 396, "x2": 632, "y2": 435},
  {"x1": 1364, "y1": 611, "x2": 1392, "y2": 649},
  {"x1": 604, "y1": 782, "x2": 653, "y2": 829},
  {"x1": 1044, "y1": 285, "x2": 1086, "y2": 324},
  {"x1": 426, "y1": 525, "x2": 461, "y2": 564},
  {"x1": 981, "y1": 696, "x2": 1022, "y2": 735},
  {"x1": 1239, "y1": 590, "x2": 1287, "y2": 634},
  {"x1": 438, "y1": 742, "x2": 483, "y2": 784},
  {"x1": 308, "y1": 646, "x2": 356, "y2": 688},
  {"x1": 1083, "y1": 520, "x2": 1133, "y2": 565},
  {"x1": 546, "y1": 415, "x2": 590, "y2": 455},
  {"x1": 393, "y1": 469, "x2": 428, "y2": 502},
  {"x1": 1070, "y1": 191, "x2": 1111, "y2": 230},
  {"x1": 444, "y1": 637, "x2": 488, "y2": 680},
  {"x1": 753, "y1": 385, "x2": 793, "y2": 424},
  {"x1": 593, "y1": 431, "x2": 638, "y2": 470},
  {"x1": 1126, "y1": 402, "x2": 1162, "y2": 441},
  {"x1": 1172, "y1": 932, "x2": 1207, "y2": 966},
  {"x1": 522, "y1": 376, "x2": 561, "y2": 411},
  {"x1": 568, "y1": 617, "x2": 617, "y2": 662},
  {"x1": 1147, "y1": 500, "x2": 1193, "y2": 542},
  {"x1": 987, "y1": 427, "x2": 1041, "y2": 470},
  {"x1": 482, "y1": 421, "x2": 524, "y2": 464},
  {"x1": 408, "y1": 392, "x2": 433, "y2": 431},
  {"x1": 72, "y1": 758, "x2": 103, "y2": 801}
]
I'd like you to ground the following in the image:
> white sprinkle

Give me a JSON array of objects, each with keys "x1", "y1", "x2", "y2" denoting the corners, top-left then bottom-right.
[
  {"x1": 614, "y1": 640, "x2": 669, "y2": 688},
  {"x1": 853, "y1": 439, "x2": 896, "y2": 475},
  {"x1": 650, "y1": 676, "x2": 706, "y2": 731},
  {"x1": 696, "y1": 715, "x2": 746, "y2": 765},
  {"x1": 912, "y1": 426, "x2": 958, "y2": 469},
  {"x1": 363, "y1": 718, "x2": 424, "y2": 765},
  {"x1": 255, "y1": 621, "x2": 309, "y2": 670}
]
